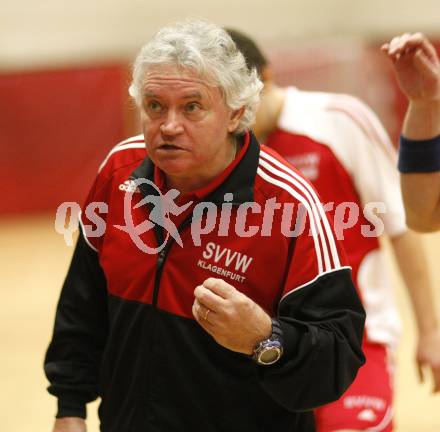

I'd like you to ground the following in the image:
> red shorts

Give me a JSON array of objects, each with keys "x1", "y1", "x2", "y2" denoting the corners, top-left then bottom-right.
[{"x1": 315, "y1": 342, "x2": 394, "y2": 431}]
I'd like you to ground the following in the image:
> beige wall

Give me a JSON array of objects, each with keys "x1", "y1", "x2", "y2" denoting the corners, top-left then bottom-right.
[{"x1": 2, "y1": 0, "x2": 440, "y2": 70}]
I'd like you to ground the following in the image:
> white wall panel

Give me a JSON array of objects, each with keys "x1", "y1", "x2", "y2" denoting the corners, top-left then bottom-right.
[{"x1": 1, "y1": 0, "x2": 439, "y2": 70}]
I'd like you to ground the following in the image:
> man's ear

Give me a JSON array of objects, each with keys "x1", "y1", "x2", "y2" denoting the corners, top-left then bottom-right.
[
  {"x1": 227, "y1": 106, "x2": 246, "y2": 133},
  {"x1": 260, "y1": 65, "x2": 272, "y2": 83}
]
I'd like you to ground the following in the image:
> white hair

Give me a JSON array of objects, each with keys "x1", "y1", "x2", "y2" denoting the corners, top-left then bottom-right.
[{"x1": 128, "y1": 19, "x2": 263, "y2": 134}]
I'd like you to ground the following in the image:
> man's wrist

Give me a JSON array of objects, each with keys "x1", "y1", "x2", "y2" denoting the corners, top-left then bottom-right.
[
  {"x1": 408, "y1": 99, "x2": 440, "y2": 110},
  {"x1": 403, "y1": 100, "x2": 440, "y2": 140},
  {"x1": 398, "y1": 135, "x2": 440, "y2": 173}
]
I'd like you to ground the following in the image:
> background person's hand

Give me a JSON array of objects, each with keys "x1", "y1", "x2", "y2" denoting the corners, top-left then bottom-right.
[
  {"x1": 381, "y1": 32, "x2": 440, "y2": 103},
  {"x1": 193, "y1": 277, "x2": 272, "y2": 355},
  {"x1": 416, "y1": 329, "x2": 440, "y2": 393},
  {"x1": 52, "y1": 417, "x2": 86, "y2": 432}
]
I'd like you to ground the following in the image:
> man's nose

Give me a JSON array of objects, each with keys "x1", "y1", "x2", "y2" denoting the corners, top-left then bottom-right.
[{"x1": 160, "y1": 110, "x2": 184, "y2": 136}]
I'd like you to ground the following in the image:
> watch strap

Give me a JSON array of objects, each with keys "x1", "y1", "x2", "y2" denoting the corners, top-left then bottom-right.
[{"x1": 270, "y1": 318, "x2": 283, "y2": 340}]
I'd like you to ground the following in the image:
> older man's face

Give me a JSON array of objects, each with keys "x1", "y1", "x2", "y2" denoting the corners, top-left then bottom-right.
[{"x1": 140, "y1": 65, "x2": 241, "y2": 189}]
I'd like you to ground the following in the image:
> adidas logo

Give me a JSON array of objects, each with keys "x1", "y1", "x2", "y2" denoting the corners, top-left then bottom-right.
[{"x1": 118, "y1": 180, "x2": 140, "y2": 193}]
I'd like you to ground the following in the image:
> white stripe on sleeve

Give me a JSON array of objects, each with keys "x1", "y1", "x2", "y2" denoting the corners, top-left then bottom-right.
[{"x1": 260, "y1": 150, "x2": 340, "y2": 269}]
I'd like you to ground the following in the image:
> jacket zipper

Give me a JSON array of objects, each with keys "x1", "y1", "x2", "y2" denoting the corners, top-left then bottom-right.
[
  {"x1": 142, "y1": 200, "x2": 242, "y2": 424},
  {"x1": 151, "y1": 201, "x2": 242, "y2": 307}
]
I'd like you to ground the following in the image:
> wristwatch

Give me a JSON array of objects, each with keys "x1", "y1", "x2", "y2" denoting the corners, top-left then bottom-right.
[{"x1": 252, "y1": 318, "x2": 284, "y2": 365}]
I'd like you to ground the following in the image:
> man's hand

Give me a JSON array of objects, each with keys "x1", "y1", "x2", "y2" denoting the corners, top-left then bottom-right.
[
  {"x1": 192, "y1": 277, "x2": 272, "y2": 355},
  {"x1": 381, "y1": 32, "x2": 440, "y2": 103},
  {"x1": 417, "y1": 329, "x2": 440, "y2": 393},
  {"x1": 52, "y1": 417, "x2": 86, "y2": 432}
]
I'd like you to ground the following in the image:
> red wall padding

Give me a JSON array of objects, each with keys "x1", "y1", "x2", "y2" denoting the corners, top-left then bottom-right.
[{"x1": 0, "y1": 65, "x2": 132, "y2": 215}]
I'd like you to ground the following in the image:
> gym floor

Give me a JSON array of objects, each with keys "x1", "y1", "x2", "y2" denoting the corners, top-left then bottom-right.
[{"x1": 2, "y1": 214, "x2": 439, "y2": 431}]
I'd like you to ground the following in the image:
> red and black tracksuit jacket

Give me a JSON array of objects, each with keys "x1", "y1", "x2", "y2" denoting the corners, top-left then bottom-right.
[{"x1": 45, "y1": 132, "x2": 365, "y2": 431}]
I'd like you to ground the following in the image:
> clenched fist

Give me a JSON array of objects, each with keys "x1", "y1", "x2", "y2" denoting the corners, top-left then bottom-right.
[{"x1": 192, "y1": 277, "x2": 272, "y2": 354}]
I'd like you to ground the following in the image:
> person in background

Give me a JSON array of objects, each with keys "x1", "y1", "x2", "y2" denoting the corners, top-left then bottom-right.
[
  {"x1": 227, "y1": 28, "x2": 440, "y2": 432},
  {"x1": 45, "y1": 19, "x2": 365, "y2": 432},
  {"x1": 382, "y1": 32, "x2": 440, "y2": 232}
]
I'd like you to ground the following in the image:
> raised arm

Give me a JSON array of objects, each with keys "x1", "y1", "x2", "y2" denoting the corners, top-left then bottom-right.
[{"x1": 382, "y1": 33, "x2": 440, "y2": 232}]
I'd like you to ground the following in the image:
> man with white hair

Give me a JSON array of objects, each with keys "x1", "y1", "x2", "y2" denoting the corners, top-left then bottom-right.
[{"x1": 45, "y1": 19, "x2": 365, "y2": 432}]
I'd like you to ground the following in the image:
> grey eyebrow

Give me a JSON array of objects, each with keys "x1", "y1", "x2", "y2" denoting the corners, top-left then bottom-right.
[
  {"x1": 143, "y1": 91, "x2": 158, "y2": 98},
  {"x1": 182, "y1": 92, "x2": 202, "y2": 99},
  {"x1": 142, "y1": 91, "x2": 203, "y2": 99}
]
